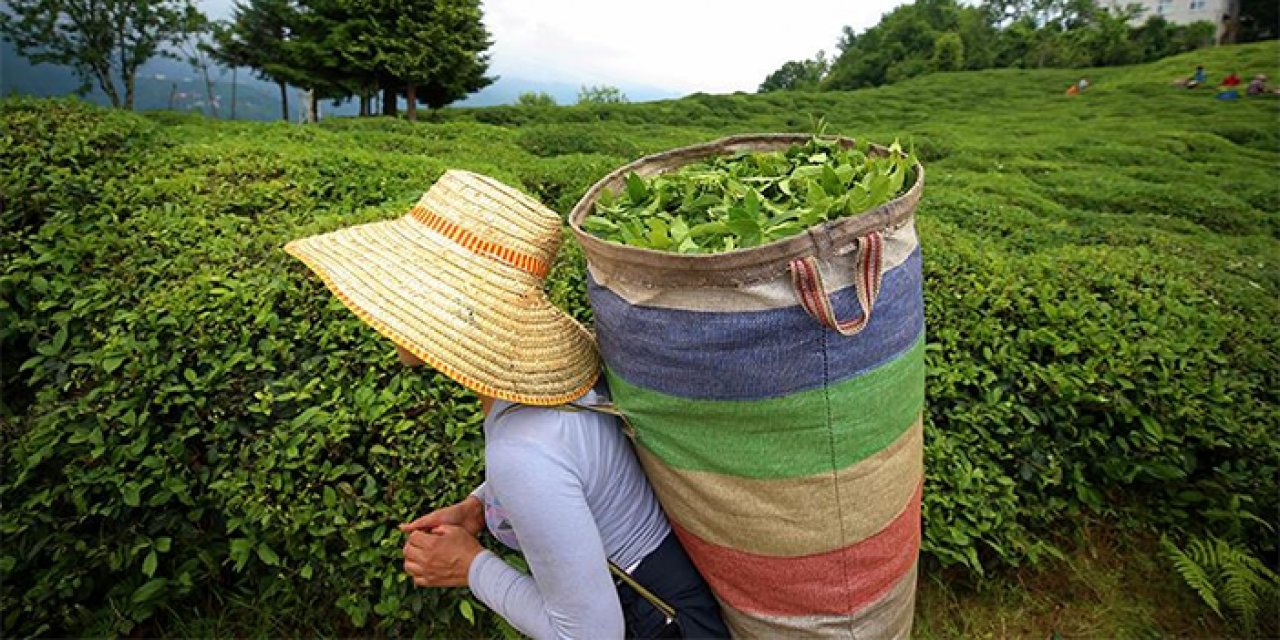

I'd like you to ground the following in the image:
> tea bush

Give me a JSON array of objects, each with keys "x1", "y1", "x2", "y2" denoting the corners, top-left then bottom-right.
[
  {"x1": 516, "y1": 124, "x2": 641, "y2": 158},
  {"x1": 2, "y1": 41, "x2": 1277, "y2": 636}
]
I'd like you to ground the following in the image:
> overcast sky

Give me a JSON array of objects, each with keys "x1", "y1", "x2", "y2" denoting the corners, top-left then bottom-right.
[
  {"x1": 201, "y1": 0, "x2": 911, "y2": 95},
  {"x1": 479, "y1": 0, "x2": 909, "y2": 93}
]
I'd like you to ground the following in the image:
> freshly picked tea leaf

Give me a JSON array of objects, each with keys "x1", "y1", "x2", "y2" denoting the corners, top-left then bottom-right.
[{"x1": 585, "y1": 136, "x2": 916, "y2": 254}]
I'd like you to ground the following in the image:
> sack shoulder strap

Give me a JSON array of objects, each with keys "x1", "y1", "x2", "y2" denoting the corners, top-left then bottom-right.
[
  {"x1": 494, "y1": 400, "x2": 636, "y2": 439},
  {"x1": 608, "y1": 561, "x2": 677, "y2": 624}
]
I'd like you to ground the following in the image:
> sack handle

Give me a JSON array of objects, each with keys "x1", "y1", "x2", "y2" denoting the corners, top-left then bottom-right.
[{"x1": 789, "y1": 231, "x2": 884, "y2": 337}]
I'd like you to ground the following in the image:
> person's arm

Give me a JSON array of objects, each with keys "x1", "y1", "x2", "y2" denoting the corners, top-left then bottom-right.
[
  {"x1": 467, "y1": 434, "x2": 624, "y2": 640},
  {"x1": 399, "y1": 487, "x2": 485, "y2": 537}
]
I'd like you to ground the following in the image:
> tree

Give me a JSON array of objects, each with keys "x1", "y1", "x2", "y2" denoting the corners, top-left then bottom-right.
[
  {"x1": 516, "y1": 91, "x2": 557, "y2": 106},
  {"x1": 212, "y1": 0, "x2": 299, "y2": 120},
  {"x1": 175, "y1": 14, "x2": 223, "y2": 117},
  {"x1": 759, "y1": 51, "x2": 829, "y2": 92},
  {"x1": 207, "y1": 21, "x2": 243, "y2": 118},
  {"x1": 0, "y1": 0, "x2": 203, "y2": 109},
  {"x1": 365, "y1": 0, "x2": 494, "y2": 120},
  {"x1": 284, "y1": 0, "x2": 367, "y2": 121},
  {"x1": 1171, "y1": 20, "x2": 1217, "y2": 52},
  {"x1": 577, "y1": 85, "x2": 628, "y2": 104},
  {"x1": 957, "y1": 5, "x2": 999, "y2": 69},
  {"x1": 823, "y1": 0, "x2": 962, "y2": 90},
  {"x1": 1132, "y1": 15, "x2": 1175, "y2": 60},
  {"x1": 1238, "y1": 0, "x2": 1279, "y2": 42},
  {"x1": 810, "y1": 0, "x2": 1219, "y2": 92},
  {"x1": 931, "y1": 32, "x2": 965, "y2": 71},
  {"x1": 1068, "y1": 4, "x2": 1140, "y2": 66}
]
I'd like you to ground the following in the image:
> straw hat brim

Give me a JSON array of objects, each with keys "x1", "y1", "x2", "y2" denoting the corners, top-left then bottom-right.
[{"x1": 285, "y1": 214, "x2": 600, "y2": 406}]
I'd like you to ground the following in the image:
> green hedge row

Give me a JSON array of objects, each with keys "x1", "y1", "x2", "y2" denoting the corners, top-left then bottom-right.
[{"x1": 2, "y1": 42, "x2": 1277, "y2": 635}]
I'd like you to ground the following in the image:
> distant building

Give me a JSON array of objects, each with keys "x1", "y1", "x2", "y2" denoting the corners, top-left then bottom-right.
[{"x1": 1101, "y1": 0, "x2": 1238, "y2": 42}]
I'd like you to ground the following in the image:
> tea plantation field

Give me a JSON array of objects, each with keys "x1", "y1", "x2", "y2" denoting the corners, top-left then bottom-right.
[{"x1": 2, "y1": 41, "x2": 1277, "y2": 637}]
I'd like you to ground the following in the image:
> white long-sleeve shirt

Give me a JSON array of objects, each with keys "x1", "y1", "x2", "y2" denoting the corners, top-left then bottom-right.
[{"x1": 467, "y1": 388, "x2": 670, "y2": 640}]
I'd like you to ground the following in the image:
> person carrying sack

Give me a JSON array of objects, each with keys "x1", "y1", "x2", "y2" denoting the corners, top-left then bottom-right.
[{"x1": 284, "y1": 170, "x2": 728, "y2": 639}]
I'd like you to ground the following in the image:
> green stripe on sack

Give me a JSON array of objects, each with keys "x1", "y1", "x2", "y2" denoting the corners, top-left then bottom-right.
[{"x1": 607, "y1": 337, "x2": 925, "y2": 479}]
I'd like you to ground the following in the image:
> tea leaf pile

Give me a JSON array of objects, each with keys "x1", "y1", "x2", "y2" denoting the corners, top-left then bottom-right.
[{"x1": 583, "y1": 137, "x2": 915, "y2": 253}]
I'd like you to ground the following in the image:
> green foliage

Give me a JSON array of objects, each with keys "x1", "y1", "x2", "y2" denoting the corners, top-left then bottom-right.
[
  {"x1": 514, "y1": 154, "x2": 622, "y2": 214},
  {"x1": 758, "y1": 51, "x2": 830, "y2": 92},
  {"x1": 212, "y1": 0, "x2": 493, "y2": 118},
  {"x1": 516, "y1": 124, "x2": 640, "y2": 159},
  {"x1": 1, "y1": 41, "x2": 1278, "y2": 635},
  {"x1": 210, "y1": 0, "x2": 295, "y2": 120},
  {"x1": 370, "y1": 0, "x2": 494, "y2": 112},
  {"x1": 174, "y1": 13, "x2": 223, "y2": 119},
  {"x1": 212, "y1": 0, "x2": 304, "y2": 120},
  {"x1": 577, "y1": 85, "x2": 628, "y2": 104},
  {"x1": 515, "y1": 91, "x2": 557, "y2": 107},
  {"x1": 816, "y1": 0, "x2": 1220, "y2": 91},
  {"x1": 0, "y1": 0, "x2": 204, "y2": 109},
  {"x1": 583, "y1": 137, "x2": 915, "y2": 253},
  {"x1": 1161, "y1": 535, "x2": 1280, "y2": 634},
  {"x1": 932, "y1": 32, "x2": 966, "y2": 72}
]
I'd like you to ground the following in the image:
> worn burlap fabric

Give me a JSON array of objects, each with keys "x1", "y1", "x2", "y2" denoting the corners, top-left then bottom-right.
[{"x1": 570, "y1": 134, "x2": 926, "y2": 638}]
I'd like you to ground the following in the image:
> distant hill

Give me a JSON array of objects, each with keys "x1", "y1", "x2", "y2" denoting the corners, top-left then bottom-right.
[
  {"x1": 1, "y1": 38, "x2": 680, "y2": 119},
  {"x1": 459, "y1": 76, "x2": 679, "y2": 107}
]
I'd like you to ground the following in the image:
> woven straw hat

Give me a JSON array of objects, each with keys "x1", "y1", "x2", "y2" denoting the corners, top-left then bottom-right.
[{"x1": 284, "y1": 170, "x2": 599, "y2": 406}]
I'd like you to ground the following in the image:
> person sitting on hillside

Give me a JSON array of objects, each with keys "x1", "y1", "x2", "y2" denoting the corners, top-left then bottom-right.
[
  {"x1": 1066, "y1": 78, "x2": 1089, "y2": 96},
  {"x1": 283, "y1": 170, "x2": 729, "y2": 640},
  {"x1": 1216, "y1": 72, "x2": 1242, "y2": 101},
  {"x1": 1189, "y1": 65, "x2": 1207, "y2": 88},
  {"x1": 1174, "y1": 65, "x2": 1207, "y2": 88},
  {"x1": 1246, "y1": 74, "x2": 1268, "y2": 96}
]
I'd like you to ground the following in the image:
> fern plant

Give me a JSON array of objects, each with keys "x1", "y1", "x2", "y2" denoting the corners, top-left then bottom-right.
[{"x1": 1161, "y1": 535, "x2": 1280, "y2": 632}]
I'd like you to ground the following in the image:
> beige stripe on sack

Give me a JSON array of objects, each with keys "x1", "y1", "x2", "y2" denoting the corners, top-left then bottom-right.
[
  {"x1": 590, "y1": 221, "x2": 919, "y2": 312},
  {"x1": 635, "y1": 417, "x2": 923, "y2": 557},
  {"x1": 721, "y1": 561, "x2": 918, "y2": 639}
]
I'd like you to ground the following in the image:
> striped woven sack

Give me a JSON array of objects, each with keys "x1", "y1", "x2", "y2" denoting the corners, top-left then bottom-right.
[{"x1": 569, "y1": 134, "x2": 926, "y2": 639}]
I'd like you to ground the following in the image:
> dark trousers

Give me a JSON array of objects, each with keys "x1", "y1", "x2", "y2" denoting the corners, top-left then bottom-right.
[{"x1": 616, "y1": 532, "x2": 730, "y2": 639}]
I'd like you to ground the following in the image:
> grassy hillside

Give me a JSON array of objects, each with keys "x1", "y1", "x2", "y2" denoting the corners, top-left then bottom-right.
[{"x1": 2, "y1": 41, "x2": 1277, "y2": 637}]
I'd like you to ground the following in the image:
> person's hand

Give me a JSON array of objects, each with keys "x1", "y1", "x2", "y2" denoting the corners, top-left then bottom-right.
[
  {"x1": 402, "y1": 525, "x2": 483, "y2": 588},
  {"x1": 399, "y1": 495, "x2": 485, "y2": 537}
]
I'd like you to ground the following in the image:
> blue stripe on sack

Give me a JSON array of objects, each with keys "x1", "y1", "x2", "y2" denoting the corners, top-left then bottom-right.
[{"x1": 589, "y1": 248, "x2": 924, "y2": 401}]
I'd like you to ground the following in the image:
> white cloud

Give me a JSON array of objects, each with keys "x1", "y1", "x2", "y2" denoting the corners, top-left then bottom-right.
[
  {"x1": 197, "y1": 0, "x2": 909, "y2": 94},
  {"x1": 481, "y1": 0, "x2": 908, "y2": 94}
]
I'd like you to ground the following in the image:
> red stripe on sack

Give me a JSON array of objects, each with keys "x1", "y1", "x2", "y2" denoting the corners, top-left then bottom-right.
[
  {"x1": 791, "y1": 258, "x2": 825, "y2": 329},
  {"x1": 808, "y1": 259, "x2": 840, "y2": 330},
  {"x1": 839, "y1": 233, "x2": 882, "y2": 334},
  {"x1": 834, "y1": 240, "x2": 870, "y2": 334},
  {"x1": 810, "y1": 258, "x2": 841, "y2": 328},
  {"x1": 408, "y1": 205, "x2": 550, "y2": 278},
  {"x1": 858, "y1": 239, "x2": 875, "y2": 327},
  {"x1": 867, "y1": 232, "x2": 883, "y2": 299},
  {"x1": 672, "y1": 480, "x2": 922, "y2": 617},
  {"x1": 869, "y1": 236, "x2": 882, "y2": 306},
  {"x1": 794, "y1": 259, "x2": 816, "y2": 318}
]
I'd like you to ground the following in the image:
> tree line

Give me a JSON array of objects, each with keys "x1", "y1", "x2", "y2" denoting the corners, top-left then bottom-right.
[
  {"x1": 0, "y1": 0, "x2": 493, "y2": 121},
  {"x1": 760, "y1": 0, "x2": 1277, "y2": 92}
]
